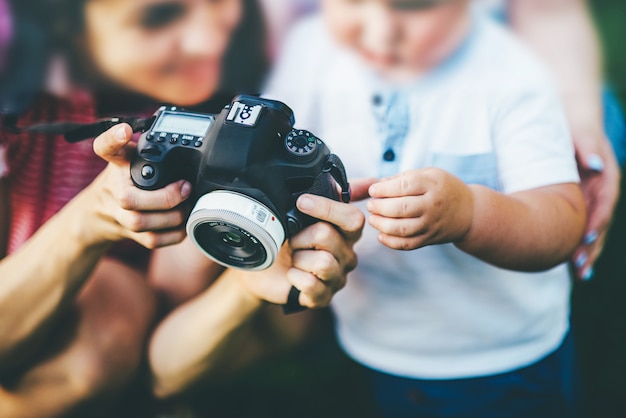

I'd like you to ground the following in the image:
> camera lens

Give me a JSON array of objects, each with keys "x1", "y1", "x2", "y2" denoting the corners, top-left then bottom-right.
[
  {"x1": 187, "y1": 191, "x2": 285, "y2": 271},
  {"x1": 222, "y1": 231, "x2": 244, "y2": 247},
  {"x1": 193, "y1": 222, "x2": 267, "y2": 268}
]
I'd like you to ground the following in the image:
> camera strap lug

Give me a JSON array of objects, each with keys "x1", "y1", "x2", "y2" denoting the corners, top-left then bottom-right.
[{"x1": 323, "y1": 153, "x2": 351, "y2": 203}]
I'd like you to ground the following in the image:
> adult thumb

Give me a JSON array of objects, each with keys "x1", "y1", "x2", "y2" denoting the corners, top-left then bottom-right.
[{"x1": 93, "y1": 123, "x2": 134, "y2": 165}]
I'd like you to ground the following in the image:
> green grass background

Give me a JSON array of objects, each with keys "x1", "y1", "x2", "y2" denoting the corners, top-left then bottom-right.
[
  {"x1": 157, "y1": 3, "x2": 626, "y2": 417},
  {"x1": 571, "y1": 1, "x2": 626, "y2": 417}
]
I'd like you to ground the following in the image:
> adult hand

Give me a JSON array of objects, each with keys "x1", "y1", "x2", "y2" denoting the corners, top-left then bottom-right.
[
  {"x1": 85, "y1": 123, "x2": 192, "y2": 248},
  {"x1": 237, "y1": 192, "x2": 366, "y2": 309},
  {"x1": 571, "y1": 130, "x2": 621, "y2": 281}
]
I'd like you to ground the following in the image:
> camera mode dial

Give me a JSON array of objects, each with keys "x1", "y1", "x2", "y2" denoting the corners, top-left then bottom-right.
[{"x1": 285, "y1": 130, "x2": 318, "y2": 162}]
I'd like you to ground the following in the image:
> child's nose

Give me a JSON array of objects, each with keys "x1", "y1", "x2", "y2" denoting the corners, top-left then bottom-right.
[{"x1": 361, "y1": 4, "x2": 399, "y2": 56}]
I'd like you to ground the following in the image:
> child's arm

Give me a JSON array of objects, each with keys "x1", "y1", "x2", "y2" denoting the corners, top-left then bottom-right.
[{"x1": 366, "y1": 168, "x2": 586, "y2": 272}]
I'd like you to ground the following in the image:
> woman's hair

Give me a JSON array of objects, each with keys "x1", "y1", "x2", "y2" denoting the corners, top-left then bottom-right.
[
  {"x1": 4, "y1": 0, "x2": 269, "y2": 114},
  {"x1": 220, "y1": 0, "x2": 269, "y2": 97},
  {"x1": 0, "y1": 0, "x2": 58, "y2": 115}
]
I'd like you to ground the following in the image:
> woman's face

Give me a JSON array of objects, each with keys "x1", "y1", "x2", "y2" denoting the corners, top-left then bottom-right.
[{"x1": 84, "y1": 0, "x2": 242, "y2": 106}]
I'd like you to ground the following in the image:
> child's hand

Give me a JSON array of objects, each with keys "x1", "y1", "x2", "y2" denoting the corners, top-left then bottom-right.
[{"x1": 366, "y1": 168, "x2": 474, "y2": 250}]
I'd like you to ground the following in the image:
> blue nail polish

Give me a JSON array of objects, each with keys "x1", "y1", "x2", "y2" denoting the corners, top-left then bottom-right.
[
  {"x1": 575, "y1": 253, "x2": 588, "y2": 269},
  {"x1": 582, "y1": 267, "x2": 594, "y2": 281},
  {"x1": 587, "y1": 154, "x2": 605, "y2": 172},
  {"x1": 584, "y1": 231, "x2": 599, "y2": 245}
]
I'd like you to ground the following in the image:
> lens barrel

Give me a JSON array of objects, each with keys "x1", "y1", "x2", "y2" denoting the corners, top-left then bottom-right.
[{"x1": 186, "y1": 191, "x2": 285, "y2": 270}]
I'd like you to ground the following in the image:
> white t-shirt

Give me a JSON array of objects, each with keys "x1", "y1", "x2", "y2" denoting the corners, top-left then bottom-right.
[{"x1": 264, "y1": 12, "x2": 580, "y2": 379}]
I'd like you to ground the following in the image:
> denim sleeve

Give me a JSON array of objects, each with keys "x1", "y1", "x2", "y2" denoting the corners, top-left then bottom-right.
[{"x1": 603, "y1": 89, "x2": 626, "y2": 166}]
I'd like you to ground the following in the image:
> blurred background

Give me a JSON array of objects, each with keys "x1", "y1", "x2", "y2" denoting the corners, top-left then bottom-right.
[
  {"x1": 2, "y1": 0, "x2": 625, "y2": 417},
  {"x1": 173, "y1": 2, "x2": 626, "y2": 417},
  {"x1": 572, "y1": 1, "x2": 626, "y2": 417}
]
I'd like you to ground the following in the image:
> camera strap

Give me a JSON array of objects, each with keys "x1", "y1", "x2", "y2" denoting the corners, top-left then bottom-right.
[
  {"x1": 3, "y1": 115, "x2": 152, "y2": 142},
  {"x1": 324, "y1": 153, "x2": 351, "y2": 203},
  {"x1": 282, "y1": 287, "x2": 306, "y2": 315}
]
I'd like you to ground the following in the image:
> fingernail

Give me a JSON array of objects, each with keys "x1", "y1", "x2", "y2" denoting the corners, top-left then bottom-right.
[
  {"x1": 114, "y1": 126, "x2": 127, "y2": 142},
  {"x1": 575, "y1": 252, "x2": 588, "y2": 269},
  {"x1": 181, "y1": 181, "x2": 192, "y2": 199},
  {"x1": 584, "y1": 230, "x2": 598, "y2": 245},
  {"x1": 297, "y1": 195, "x2": 314, "y2": 211},
  {"x1": 587, "y1": 154, "x2": 604, "y2": 172},
  {"x1": 581, "y1": 266, "x2": 594, "y2": 281},
  {"x1": 369, "y1": 185, "x2": 377, "y2": 196}
]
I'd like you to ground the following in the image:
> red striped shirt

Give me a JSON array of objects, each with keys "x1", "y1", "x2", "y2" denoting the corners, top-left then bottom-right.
[{"x1": 1, "y1": 92, "x2": 149, "y2": 268}]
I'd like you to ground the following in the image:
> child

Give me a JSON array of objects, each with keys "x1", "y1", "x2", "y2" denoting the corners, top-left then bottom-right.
[{"x1": 264, "y1": 0, "x2": 586, "y2": 416}]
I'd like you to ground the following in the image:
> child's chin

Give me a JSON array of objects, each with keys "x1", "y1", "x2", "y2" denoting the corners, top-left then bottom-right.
[{"x1": 376, "y1": 66, "x2": 423, "y2": 83}]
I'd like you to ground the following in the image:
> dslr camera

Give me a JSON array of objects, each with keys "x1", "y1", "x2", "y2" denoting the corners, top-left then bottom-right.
[{"x1": 130, "y1": 95, "x2": 351, "y2": 271}]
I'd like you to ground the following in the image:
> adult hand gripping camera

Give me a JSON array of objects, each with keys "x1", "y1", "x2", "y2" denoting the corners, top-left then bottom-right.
[{"x1": 130, "y1": 95, "x2": 351, "y2": 271}]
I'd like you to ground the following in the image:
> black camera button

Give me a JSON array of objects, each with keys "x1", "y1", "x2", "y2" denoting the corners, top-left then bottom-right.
[
  {"x1": 146, "y1": 133, "x2": 155, "y2": 141},
  {"x1": 287, "y1": 217, "x2": 301, "y2": 236},
  {"x1": 182, "y1": 139, "x2": 191, "y2": 145},
  {"x1": 156, "y1": 133, "x2": 166, "y2": 142},
  {"x1": 194, "y1": 141, "x2": 203, "y2": 147},
  {"x1": 169, "y1": 136, "x2": 178, "y2": 144},
  {"x1": 141, "y1": 164, "x2": 155, "y2": 179},
  {"x1": 140, "y1": 144, "x2": 162, "y2": 157}
]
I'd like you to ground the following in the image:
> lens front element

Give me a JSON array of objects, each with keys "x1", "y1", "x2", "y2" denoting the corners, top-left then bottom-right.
[{"x1": 187, "y1": 191, "x2": 285, "y2": 270}]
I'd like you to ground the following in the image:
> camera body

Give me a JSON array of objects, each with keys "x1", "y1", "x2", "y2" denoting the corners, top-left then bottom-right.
[{"x1": 130, "y1": 95, "x2": 350, "y2": 270}]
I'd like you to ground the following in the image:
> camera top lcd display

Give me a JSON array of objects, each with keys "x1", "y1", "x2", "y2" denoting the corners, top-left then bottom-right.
[{"x1": 154, "y1": 112, "x2": 213, "y2": 137}]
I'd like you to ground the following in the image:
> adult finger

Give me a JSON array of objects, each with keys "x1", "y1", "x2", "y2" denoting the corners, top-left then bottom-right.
[
  {"x1": 296, "y1": 194, "x2": 365, "y2": 241},
  {"x1": 289, "y1": 222, "x2": 357, "y2": 277},
  {"x1": 286, "y1": 267, "x2": 334, "y2": 308},
  {"x1": 115, "y1": 179, "x2": 192, "y2": 211},
  {"x1": 116, "y1": 207, "x2": 187, "y2": 233},
  {"x1": 291, "y1": 249, "x2": 345, "y2": 293},
  {"x1": 127, "y1": 228, "x2": 188, "y2": 250},
  {"x1": 93, "y1": 123, "x2": 135, "y2": 165},
  {"x1": 574, "y1": 197, "x2": 613, "y2": 281},
  {"x1": 575, "y1": 162, "x2": 620, "y2": 280}
]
